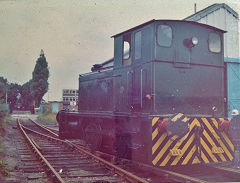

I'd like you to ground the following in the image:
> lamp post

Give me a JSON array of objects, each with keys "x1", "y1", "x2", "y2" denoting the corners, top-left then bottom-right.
[
  {"x1": 5, "y1": 83, "x2": 9, "y2": 104},
  {"x1": 5, "y1": 89, "x2": 7, "y2": 104}
]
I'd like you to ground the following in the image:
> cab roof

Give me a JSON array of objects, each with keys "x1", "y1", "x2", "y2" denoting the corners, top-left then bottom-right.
[{"x1": 111, "y1": 19, "x2": 226, "y2": 38}]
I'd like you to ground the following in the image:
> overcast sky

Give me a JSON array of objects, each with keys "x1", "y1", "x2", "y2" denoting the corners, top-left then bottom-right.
[{"x1": 0, "y1": 0, "x2": 239, "y2": 101}]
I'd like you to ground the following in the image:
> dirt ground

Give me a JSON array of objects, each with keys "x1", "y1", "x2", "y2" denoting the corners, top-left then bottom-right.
[
  {"x1": 0, "y1": 114, "x2": 57, "y2": 183},
  {"x1": 0, "y1": 115, "x2": 21, "y2": 183}
]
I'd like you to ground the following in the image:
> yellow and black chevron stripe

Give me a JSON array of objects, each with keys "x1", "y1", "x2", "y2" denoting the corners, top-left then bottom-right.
[
  {"x1": 152, "y1": 114, "x2": 234, "y2": 167},
  {"x1": 198, "y1": 117, "x2": 233, "y2": 163}
]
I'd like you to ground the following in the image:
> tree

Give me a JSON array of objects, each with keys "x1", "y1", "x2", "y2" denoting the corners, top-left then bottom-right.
[
  {"x1": 0, "y1": 50, "x2": 50, "y2": 110},
  {"x1": 31, "y1": 50, "x2": 49, "y2": 107},
  {"x1": 0, "y1": 76, "x2": 8, "y2": 103},
  {"x1": 21, "y1": 80, "x2": 33, "y2": 108},
  {"x1": 7, "y1": 82, "x2": 21, "y2": 109}
]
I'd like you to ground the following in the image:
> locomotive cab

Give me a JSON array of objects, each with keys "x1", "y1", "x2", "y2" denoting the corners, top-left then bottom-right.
[{"x1": 112, "y1": 20, "x2": 227, "y2": 117}]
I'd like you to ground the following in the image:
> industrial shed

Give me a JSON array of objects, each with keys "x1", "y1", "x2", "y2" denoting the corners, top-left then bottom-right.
[
  {"x1": 49, "y1": 101, "x2": 63, "y2": 113},
  {"x1": 185, "y1": 3, "x2": 240, "y2": 116}
]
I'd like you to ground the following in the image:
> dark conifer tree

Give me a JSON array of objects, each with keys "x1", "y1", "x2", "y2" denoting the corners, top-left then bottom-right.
[{"x1": 31, "y1": 50, "x2": 49, "y2": 107}]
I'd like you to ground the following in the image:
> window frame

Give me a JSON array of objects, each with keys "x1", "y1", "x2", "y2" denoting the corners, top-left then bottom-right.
[
  {"x1": 134, "y1": 30, "x2": 142, "y2": 60},
  {"x1": 156, "y1": 24, "x2": 173, "y2": 48},
  {"x1": 208, "y1": 32, "x2": 221, "y2": 53},
  {"x1": 123, "y1": 41, "x2": 131, "y2": 60},
  {"x1": 122, "y1": 33, "x2": 132, "y2": 66}
]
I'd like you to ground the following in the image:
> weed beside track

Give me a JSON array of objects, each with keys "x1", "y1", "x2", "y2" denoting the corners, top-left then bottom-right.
[
  {"x1": 37, "y1": 112, "x2": 57, "y2": 124},
  {"x1": 0, "y1": 116, "x2": 12, "y2": 179}
]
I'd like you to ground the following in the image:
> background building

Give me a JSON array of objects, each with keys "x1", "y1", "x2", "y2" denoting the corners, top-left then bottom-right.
[
  {"x1": 185, "y1": 3, "x2": 240, "y2": 116},
  {"x1": 49, "y1": 101, "x2": 63, "y2": 113},
  {"x1": 62, "y1": 89, "x2": 78, "y2": 110}
]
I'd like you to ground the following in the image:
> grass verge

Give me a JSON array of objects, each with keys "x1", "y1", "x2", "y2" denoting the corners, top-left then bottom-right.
[
  {"x1": 37, "y1": 112, "x2": 57, "y2": 123},
  {"x1": 0, "y1": 115, "x2": 11, "y2": 177},
  {"x1": 0, "y1": 159, "x2": 10, "y2": 176}
]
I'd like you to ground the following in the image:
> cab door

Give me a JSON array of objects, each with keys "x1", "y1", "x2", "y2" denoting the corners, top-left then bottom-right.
[
  {"x1": 131, "y1": 28, "x2": 152, "y2": 113},
  {"x1": 131, "y1": 31, "x2": 142, "y2": 111}
]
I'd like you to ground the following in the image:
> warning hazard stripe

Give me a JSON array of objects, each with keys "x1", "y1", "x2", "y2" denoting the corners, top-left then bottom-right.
[
  {"x1": 219, "y1": 118, "x2": 234, "y2": 152},
  {"x1": 221, "y1": 132, "x2": 234, "y2": 152},
  {"x1": 171, "y1": 113, "x2": 184, "y2": 122},
  {"x1": 170, "y1": 131, "x2": 195, "y2": 166},
  {"x1": 201, "y1": 150, "x2": 210, "y2": 163},
  {"x1": 200, "y1": 137, "x2": 219, "y2": 162},
  {"x1": 208, "y1": 118, "x2": 233, "y2": 160},
  {"x1": 152, "y1": 135, "x2": 178, "y2": 166},
  {"x1": 182, "y1": 144, "x2": 197, "y2": 165},
  {"x1": 160, "y1": 132, "x2": 190, "y2": 166},
  {"x1": 152, "y1": 117, "x2": 159, "y2": 127},
  {"x1": 152, "y1": 133, "x2": 167, "y2": 155},
  {"x1": 199, "y1": 118, "x2": 233, "y2": 161},
  {"x1": 151, "y1": 115, "x2": 234, "y2": 167},
  {"x1": 193, "y1": 156, "x2": 201, "y2": 164},
  {"x1": 152, "y1": 116, "x2": 194, "y2": 166}
]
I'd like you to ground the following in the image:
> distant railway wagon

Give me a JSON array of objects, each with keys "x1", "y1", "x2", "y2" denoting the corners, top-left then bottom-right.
[
  {"x1": 57, "y1": 20, "x2": 235, "y2": 167},
  {"x1": 11, "y1": 102, "x2": 34, "y2": 114}
]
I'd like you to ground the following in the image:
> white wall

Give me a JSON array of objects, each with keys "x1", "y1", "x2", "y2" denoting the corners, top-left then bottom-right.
[{"x1": 196, "y1": 7, "x2": 239, "y2": 59}]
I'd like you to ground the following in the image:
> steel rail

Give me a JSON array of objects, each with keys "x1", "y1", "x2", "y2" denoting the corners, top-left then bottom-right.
[
  {"x1": 28, "y1": 118, "x2": 59, "y2": 137},
  {"x1": 20, "y1": 122, "x2": 149, "y2": 183},
  {"x1": 44, "y1": 126, "x2": 59, "y2": 134},
  {"x1": 17, "y1": 119, "x2": 65, "y2": 183},
  {"x1": 29, "y1": 119, "x2": 118, "y2": 162},
  {"x1": 120, "y1": 159, "x2": 210, "y2": 183},
  {"x1": 29, "y1": 119, "x2": 117, "y2": 160},
  {"x1": 66, "y1": 140, "x2": 149, "y2": 183},
  {"x1": 158, "y1": 169, "x2": 209, "y2": 183},
  {"x1": 207, "y1": 164, "x2": 240, "y2": 175}
]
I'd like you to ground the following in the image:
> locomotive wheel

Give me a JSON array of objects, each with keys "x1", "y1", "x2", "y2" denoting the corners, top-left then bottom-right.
[
  {"x1": 115, "y1": 134, "x2": 130, "y2": 158},
  {"x1": 58, "y1": 121, "x2": 66, "y2": 140},
  {"x1": 84, "y1": 120, "x2": 102, "y2": 151},
  {"x1": 78, "y1": 125, "x2": 85, "y2": 140},
  {"x1": 114, "y1": 121, "x2": 131, "y2": 159}
]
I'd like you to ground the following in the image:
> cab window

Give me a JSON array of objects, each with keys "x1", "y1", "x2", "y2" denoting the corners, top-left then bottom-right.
[
  {"x1": 123, "y1": 33, "x2": 131, "y2": 66},
  {"x1": 209, "y1": 33, "x2": 221, "y2": 53},
  {"x1": 134, "y1": 31, "x2": 142, "y2": 60},
  {"x1": 157, "y1": 25, "x2": 172, "y2": 47}
]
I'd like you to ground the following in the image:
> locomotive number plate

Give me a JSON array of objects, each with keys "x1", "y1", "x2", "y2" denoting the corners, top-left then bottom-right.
[
  {"x1": 212, "y1": 146, "x2": 224, "y2": 154},
  {"x1": 170, "y1": 149, "x2": 182, "y2": 156}
]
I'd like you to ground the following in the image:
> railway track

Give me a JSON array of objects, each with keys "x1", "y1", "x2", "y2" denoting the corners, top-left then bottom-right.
[
  {"x1": 18, "y1": 118, "x2": 150, "y2": 183},
  {"x1": 24, "y1": 118, "x2": 240, "y2": 182},
  {"x1": 22, "y1": 118, "x2": 59, "y2": 138},
  {"x1": 10, "y1": 122, "x2": 52, "y2": 182}
]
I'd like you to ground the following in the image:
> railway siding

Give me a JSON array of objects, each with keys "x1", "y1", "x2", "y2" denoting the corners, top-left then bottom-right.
[
  {"x1": 18, "y1": 119, "x2": 150, "y2": 183},
  {"x1": 1, "y1": 117, "x2": 52, "y2": 183}
]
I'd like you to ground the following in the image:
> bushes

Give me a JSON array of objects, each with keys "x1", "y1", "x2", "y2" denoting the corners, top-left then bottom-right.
[
  {"x1": 0, "y1": 111, "x2": 10, "y2": 177},
  {"x1": 0, "y1": 159, "x2": 10, "y2": 176},
  {"x1": 0, "y1": 111, "x2": 4, "y2": 126},
  {"x1": 0, "y1": 113, "x2": 6, "y2": 132},
  {"x1": 0, "y1": 104, "x2": 9, "y2": 123},
  {"x1": 37, "y1": 112, "x2": 57, "y2": 123}
]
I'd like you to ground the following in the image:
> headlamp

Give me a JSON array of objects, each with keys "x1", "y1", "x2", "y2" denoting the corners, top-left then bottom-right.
[
  {"x1": 183, "y1": 36, "x2": 198, "y2": 48},
  {"x1": 191, "y1": 37, "x2": 198, "y2": 45}
]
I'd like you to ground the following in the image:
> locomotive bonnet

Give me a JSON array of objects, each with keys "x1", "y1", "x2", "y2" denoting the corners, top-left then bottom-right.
[{"x1": 57, "y1": 20, "x2": 234, "y2": 167}]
